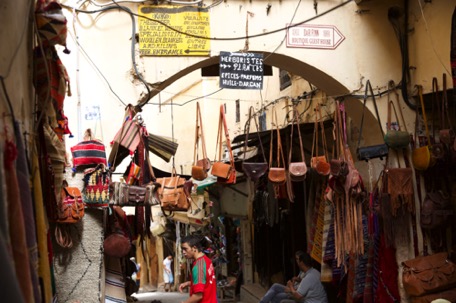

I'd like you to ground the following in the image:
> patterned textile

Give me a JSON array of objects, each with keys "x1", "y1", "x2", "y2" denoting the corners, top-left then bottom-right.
[
  {"x1": 311, "y1": 189, "x2": 326, "y2": 263},
  {"x1": 112, "y1": 119, "x2": 141, "y2": 153},
  {"x1": 105, "y1": 256, "x2": 127, "y2": 303},
  {"x1": 14, "y1": 122, "x2": 40, "y2": 303},
  {"x1": 71, "y1": 140, "x2": 107, "y2": 170},
  {"x1": 320, "y1": 200, "x2": 333, "y2": 282},
  {"x1": 35, "y1": 0, "x2": 68, "y2": 48},
  {"x1": 82, "y1": 165, "x2": 110, "y2": 207},
  {"x1": 32, "y1": 151, "x2": 53, "y2": 303},
  {"x1": 375, "y1": 235, "x2": 400, "y2": 303},
  {"x1": 353, "y1": 215, "x2": 369, "y2": 303},
  {"x1": 4, "y1": 138, "x2": 34, "y2": 303}
]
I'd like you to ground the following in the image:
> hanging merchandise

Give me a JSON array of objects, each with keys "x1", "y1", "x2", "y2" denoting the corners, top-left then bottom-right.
[
  {"x1": 123, "y1": 160, "x2": 141, "y2": 185},
  {"x1": 288, "y1": 107, "x2": 307, "y2": 182},
  {"x1": 402, "y1": 252, "x2": 456, "y2": 298},
  {"x1": 242, "y1": 106, "x2": 269, "y2": 182},
  {"x1": 147, "y1": 133, "x2": 179, "y2": 163},
  {"x1": 82, "y1": 163, "x2": 110, "y2": 208},
  {"x1": 109, "y1": 181, "x2": 159, "y2": 206},
  {"x1": 70, "y1": 128, "x2": 107, "y2": 171},
  {"x1": 54, "y1": 180, "x2": 85, "y2": 248},
  {"x1": 211, "y1": 105, "x2": 236, "y2": 184},
  {"x1": 108, "y1": 105, "x2": 141, "y2": 171},
  {"x1": 156, "y1": 169, "x2": 190, "y2": 212},
  {"x1": 420, "y1": 190, "x2": 452, "y2": 230},
  {"x1": 267, "y1": 108, "x2": 287, "y2": 185},
  {"x1": 411, "y1": 86, "x2": 432, "y2": 171},
  {"x1": 310, "y1": 105, "x2": 330, "y2": 176},
  {"x1": 329, "y1": 102, "x2": 348, "y2": 182},
  {"x1": 192, "y1": 102, "x2": 210, "y2": 181},
  {"x1": 35, "y1": 0, "x2": 69, "y2": 51},
  {"x1": 383, "y1": 86, "x2": 411, "y2": 149},
  {"x1": 356, "y1": 80, "x2": 389, "y2": 161},
  {"x1": 104, "y1": 207, "x2": 131, "y2": 258},
  {"x1": 439, "y1": 74, "x2": 455, "y2": 147}
]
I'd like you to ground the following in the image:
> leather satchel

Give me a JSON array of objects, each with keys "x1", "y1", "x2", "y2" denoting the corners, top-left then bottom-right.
[
  {"x1": 268, "y1": 109, "x2": 287, "y2": 185},
  {"x1": 57, "y1": 181, "x2": 85, "y2": 224},
  {"x1": 310, "y1": 105, "x2": 330, "y2": 176},
  {"x1": 288, "y1": 108, "x2": 307, "y2": 182},
  {"x1": 109, "y1": 182, "x2": 158, "y2": 206},
  {"x1": 212, "y1": 105, "x2": 236, "y2": 184},
  {"x1": 242, "y1": 106, "x2": 269, "y2": 182},
  {"x1": 420, "y1": 190, "x2": 452, "y2": 230},
  {"x1": 384, "y1": 87, "x2": 411, "y2": 150},
  {"x1": 402, "y1": 252, "x2": 456, "y2": 297},
  {"x1": 156, "y1": 172, "x2": 189, "y2": 211},
  {"x1": 192, "y1": 102, "x2": 210, "y2": 181},
  {"x1": 356, "y1": 80, "x2": 389, "y2": 161},
  {"x1": 103, "y1": 207, "x2": 131, "y2": 258}
]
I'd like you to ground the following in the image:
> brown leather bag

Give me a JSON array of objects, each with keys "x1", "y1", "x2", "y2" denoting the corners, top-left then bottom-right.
[
  {"x1": 288, "y1": 108, "x2": 307, "y2": 182},
  {"x1": 57, "y1": 181, "x2": 85, "y2": 224},
  {"x1": 329, "y1": 103, "x2": 349, "y2": 178},
  {"x1": 402, "y1": 252, "x2": 456, "y2": 297},
  {"x1": 212, "y1": 105, "x2": 236, "y2": 184},
  {"x1": 410, "y1": 287, "x2": 456, "y2": 303},
  {"x1": 242, "y1": 106, "x2": 269, "y2": 182},
  {"x1": 420, "y1": 190, "x2": 452, "y2": 230},
  {"x1": 109, "y1": 182, "x2": 158, "y2": 206},
  {"x1": 156, "y1": 171, "x2": 189, "y2": 211},
  {"x1": 310, "y1": 105, "x2": 330, "y2": 176},
  {"x1": 103, "y1": 207, "x2": 131, "y2": 258},
  {"x1": 192, "y1": 102, "x2": 210, "y2": 181},
  {"x1": 268, "y1": 109, "x2": 287, "y2": 185}
]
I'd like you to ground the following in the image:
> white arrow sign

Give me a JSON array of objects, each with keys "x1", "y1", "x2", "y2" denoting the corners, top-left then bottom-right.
[{"x1": 286, "y1": 24, "x2": 345, "y2": 50}]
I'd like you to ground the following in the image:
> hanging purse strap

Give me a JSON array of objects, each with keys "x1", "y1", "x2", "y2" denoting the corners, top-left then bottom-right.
[
  {"x1": 193, "y1": 102, "x2": 208, "y2": 165},
  {"x1": 215, "y1": 108, "x2": 224, "y2": 161},
  {"x1": 269, "y1": 108, "x2": 285, "y2": 168},
  {"x1": 441, "y1": 73, "x2": 453, "y2": 130},
  {"x1": 219, "y1": 105, "x2": 235, "y2": 166},
  {"x1": 417, "y1": 86, "x2": 431, "y2": 146},
  {"x1": 244, "y1": 106, "x2": 267, "y2": 162},
  {"x1": 288, "y1": 107, "x2": 306, "y2": 164},
  {"x1": 357, "y1": 80, "x2": 385, "y2": 150},
  {"x1": 315, "y1": 104, "x2": 329, "y2": 160}
]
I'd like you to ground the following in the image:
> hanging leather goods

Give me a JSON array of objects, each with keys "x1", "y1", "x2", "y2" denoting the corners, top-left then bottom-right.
[
  {"x1": 356, "y1": 80, "x2": 389, "y2": 161},
  {"x1": 241, "y1": 106, "x2": 269, "y2": 182},
  {"x1": 383, "y1": 83, "x2": 411, "y2": 149},
  {"x1": 211, "y1": 105, "x2": 236, "y2": 184},
  {"x1": 412, "y1": 86, "x2": 432, "y2": 171},
  {"x1": 329, "y1": 102, "x2": 348, "y2": 178},
  {"x1": 430, "y1": 77, "x2": 446, "y2": 162},
  {"x1": 268, "y1": 109, "x2": 287, "y2": 185},
  {"x1": 57, "y1": 180, "x2": 85, "y2": 224},
  {"x1": 103, "y1": 207, "x2": 131, "y2": 258},
  {"x1": 310, "y1": 104, "x2": 330, "y2": 176},
  {"x1": 156, "y1": 169, "x2": 190, "y2": 211},
  {"x1": 439, "y1": 74, "x2": 455, "y2": 146},
  {"x1": 402, "y1": 252, "x2": 456, "y2": 297},
  {"x1": 420, "y1": 190, "x2": 452, "y2": 230},
  {"x1": 288, "y1": 108, "x2": 307, "y2": 182},
  {"x1": 191, "y1": 102, "x2": 210, "y2": 181}
]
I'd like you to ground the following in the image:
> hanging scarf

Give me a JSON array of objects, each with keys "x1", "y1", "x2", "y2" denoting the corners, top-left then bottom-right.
[
  {"x1": 14, "y1": 122, "x2": 40, "y2": 303},
  {"x1": 4, "y1": 136, "x2": 34, "y2": 303}
]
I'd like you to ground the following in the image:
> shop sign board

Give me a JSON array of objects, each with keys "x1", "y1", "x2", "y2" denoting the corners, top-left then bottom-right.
[
  {"x1": 138, "y1": 5, "x2": 210, "y2": 56},
  {"x1": 286, "y1": 24, "x2": 345, "y2": 49},
  {"x1": 219, "y1": 51, "x2": 264, "y2": 90}
]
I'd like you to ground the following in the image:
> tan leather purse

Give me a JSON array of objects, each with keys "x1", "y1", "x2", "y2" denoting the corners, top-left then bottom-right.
[
  {"x1": 211, "y1": 105, "x2": 236, "y2": 184},
  {"x1": 191, "y1": 102, "x2": 210, "y2": 181},
  {"x1": 288, "y1": 108, "x2": 307, "y2": 182},
  {"x1": 268, "y1": 109, "x2": 287, "y2": 185},
  {"x1": 412, "y1": 86, "x2": 432, "y2": 171},
  {"x1": 310, "y1": 105, "x2": 330, "y2": 176}
]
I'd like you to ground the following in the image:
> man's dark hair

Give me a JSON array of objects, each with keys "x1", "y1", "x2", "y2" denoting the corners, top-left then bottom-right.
[
  {"x1": 295, "y1": 251, "x2": 312, "y2": 267},
  {"x1": 181, "y1": 234, "x2": 207, "y2": 252}
]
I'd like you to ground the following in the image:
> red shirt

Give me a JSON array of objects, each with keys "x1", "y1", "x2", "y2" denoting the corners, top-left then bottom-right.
[{"x1": 190, "y1": 255, "x2": 217, "y2": 303}]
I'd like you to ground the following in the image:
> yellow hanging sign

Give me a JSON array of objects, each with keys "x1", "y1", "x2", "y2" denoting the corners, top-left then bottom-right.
[{"x1": 138, "y1": 5, "x2": 211, "y2": 56}]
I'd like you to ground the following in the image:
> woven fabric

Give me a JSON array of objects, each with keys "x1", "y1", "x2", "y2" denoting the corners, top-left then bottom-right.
[
  {"x1": 35, "y1": 0, "x2": 68, "y2": 47},
  {"x1": 112, "y1": 120, "x2": 141, "y2": 153},
  {"x1": 311, "y1": 191, "x2": 326, "y2": 263},
  {"x1": 71, "y1": 140, "x2": 107, "y2": 169},
  {"x1": 82, "y1": 166, "x2": 110, "y2": 207}
]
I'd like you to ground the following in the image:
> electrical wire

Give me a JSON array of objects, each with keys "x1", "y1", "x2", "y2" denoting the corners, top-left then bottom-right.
[
  {"x1": 72, "y1": 0, "x2": 353, "y2": 41},
  {"x1": 67, "y1": 29, "x2": 128, "y2": 106},
  {"x1": 144, "y1": 87, "x2": 224, "y2": 106},
  {"x1": 417, "y1": 0, "x2": 452, "y2": 76}
]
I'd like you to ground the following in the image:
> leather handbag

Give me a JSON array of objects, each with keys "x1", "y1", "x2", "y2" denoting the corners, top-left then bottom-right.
[
  {"x1": 156, "y1": 170, "x2": 190, "y2": 211},
  {"x1": 384, "y1": 97, "x2": 410, "y2": 149},
  {"x1": 212, "y1": 105, "x2": 236, "y2": 184},
  {"x1": 242, "y1": 106, "x2": 269, "y2": 182},
  {"x1": 402, "y1": 252, "x2": 456, "y2": 297},
  {"x1": 82, "y1": 164, "x2": 110, "y2": 207},
  {"x1": 439, "y1": 74, "x2": 455, "y2": 146},
  {"x1": 330, "y1": 103, "x2": 349, "y2": 178},
  {"x1": 109, "y1": 182, "x2": 158, "y2": 206},
  {"x1": 57, "y1": 180, "x2": 85, "y2": 224},
  {"x1": 310, "y1": 104, "x2": 330, "y2": 176},
  {"x1": 412, "y1": 86, "x2": 432, "y2": 171},
  {"x1": 103, "y1": 207, "x2": 131, "y2": 258},
  {"x1": 288, "y1": 108, "x2": 307, "y2": 182},
  {"x1": 192, "y1": 102, "x2": 210, "y2": 181},
  {"x1": 356, "y1": 80, "x2": 389, "y2": 161},
  {"x1": 268, "y1": 109, "x2": 287, "y2": 185},
  {"x1": 420, "y1": 190, "x2": 452, "y2": 230}
]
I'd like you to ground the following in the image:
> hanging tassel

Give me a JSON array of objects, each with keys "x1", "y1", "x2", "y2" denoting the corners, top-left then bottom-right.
[{"x1": 63, "y1": 46, "x2": 71, "y2": 54}]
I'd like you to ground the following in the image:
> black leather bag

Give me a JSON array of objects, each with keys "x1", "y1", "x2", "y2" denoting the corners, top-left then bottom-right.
[{"x1": 356, "y1": 80, "x2": 389, "y2": 161}]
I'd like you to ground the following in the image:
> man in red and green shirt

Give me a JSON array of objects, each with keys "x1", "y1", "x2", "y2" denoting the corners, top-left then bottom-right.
[{"x1": 179, "y1": 235, "x2": 217, "y2": 303}]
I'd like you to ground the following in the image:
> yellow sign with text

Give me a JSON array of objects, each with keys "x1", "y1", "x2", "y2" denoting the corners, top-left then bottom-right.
[{"x1": 138, "y1": 5, "x2": 210, "y2": 56}]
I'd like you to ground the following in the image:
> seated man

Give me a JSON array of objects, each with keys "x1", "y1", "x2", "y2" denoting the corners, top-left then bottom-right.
[{"x1": 259, "y1": 251, "x2": 327, "y2": 303}]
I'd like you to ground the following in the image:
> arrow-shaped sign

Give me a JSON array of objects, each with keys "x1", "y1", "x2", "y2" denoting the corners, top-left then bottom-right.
[
  {"x1": 286, "y1": 24, "x2": 345, "y2": 50},
  {"x1": 184, "y1": 49, "x2": 210, "y2": 54}
]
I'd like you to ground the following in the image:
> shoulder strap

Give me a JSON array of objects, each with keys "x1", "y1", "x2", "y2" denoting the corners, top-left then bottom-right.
[
  {"x1": 244, "y1": 107, "x2": 267, "y2": 162},
  {"x1": 357, "y1": 80, "x2": 385, "y2": 150},
  {"x1": 288, "y1": 108, "x2": 305, "y2": 164},
  {"x1": 442, "y1": 73, "x2": 453, "y2": 130},
  {"x1": 417, "y1": 86, "x2": 431, "y2": 146},
  {"x1": 218, "y1": 105, "x2": 234, "y2": 165},
  {"x1": 193, "y1": 102, "x2": 208, "y2": 165}
]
